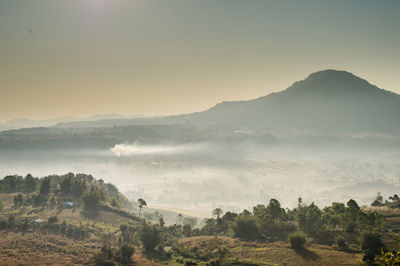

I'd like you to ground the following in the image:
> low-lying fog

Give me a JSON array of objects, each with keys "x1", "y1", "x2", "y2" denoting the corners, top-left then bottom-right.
[{"x1": 1, "y1": 141, "x2": 400, "y2": 216}]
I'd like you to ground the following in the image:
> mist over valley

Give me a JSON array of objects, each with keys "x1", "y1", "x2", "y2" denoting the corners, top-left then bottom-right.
[{"x1": 1, "y1": 70, "x2": 399, "y2": 214}]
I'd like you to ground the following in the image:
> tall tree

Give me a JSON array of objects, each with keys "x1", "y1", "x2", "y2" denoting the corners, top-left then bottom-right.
[
  {"x1": 24, "y1": 174, "x2": 37, "y2": 192},
  {"x1": 39, "y1": 177, "x2": 51, "y2": 195},
  {"x1": 266, "y1": 198, "x2": 284, "y2": 223},
  {"x1": 137, "y1": 198, "x2": 147, "y2": 218},
  {"x1": 213, "y1": 208, "x2": 223, "y2": 220}
]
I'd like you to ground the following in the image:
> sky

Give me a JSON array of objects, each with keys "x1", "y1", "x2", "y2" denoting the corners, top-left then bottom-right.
[{"x1": 0, "y1": 0, "x2": 399, "y2": 122}]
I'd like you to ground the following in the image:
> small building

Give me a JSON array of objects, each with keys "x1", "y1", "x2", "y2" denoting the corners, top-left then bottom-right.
[
  {"x1": 63, "y1": 202, "x2": 73, "y2": 208},
  {"x1": 33, "y1": 218, "x2": 45, "y2": 223}
]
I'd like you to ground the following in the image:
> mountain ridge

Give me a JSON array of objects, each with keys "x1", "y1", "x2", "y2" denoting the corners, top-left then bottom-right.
[
  {"x1": 0, "y1": 113, "x2": 142, "y2": 132},
  {"x1": 51, "y1": 69, "x2": 400, "y2": 135}
]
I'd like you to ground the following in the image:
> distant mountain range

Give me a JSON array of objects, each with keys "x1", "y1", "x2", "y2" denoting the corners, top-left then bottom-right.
[
  {"x1": 0, "y1": 113, "x2": 141, "y2": 131},
  {"x1": 54, "y1": 70, "x2": 400, "y2": 135}
]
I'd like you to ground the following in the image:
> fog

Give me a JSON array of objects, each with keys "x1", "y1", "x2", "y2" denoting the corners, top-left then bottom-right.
[
  {"x1": 1, "y1": 138, "x2": 400, "y2": 217},
  {"x1": 111, "y1": 143, "x2": 209, "y2": 157}
]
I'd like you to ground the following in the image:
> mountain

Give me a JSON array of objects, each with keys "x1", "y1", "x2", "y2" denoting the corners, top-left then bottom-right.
[
  {"x1": 0, "y1": 113, "x2": 140, "y2": 131},
  {"x1": 55, "y1": 70, "x2": 400, "y2": 135},
  {"x1": 189, "y1": 69, "x2": 400, "y2": 134}
]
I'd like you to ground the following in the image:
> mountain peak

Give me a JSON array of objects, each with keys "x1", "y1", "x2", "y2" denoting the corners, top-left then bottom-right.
[
  {"x1": 286, "y1": 69, "x2": 376, "y2": 95},
  {"x1": 307, "y1": 69, "x2": 356, "y2": 79}
]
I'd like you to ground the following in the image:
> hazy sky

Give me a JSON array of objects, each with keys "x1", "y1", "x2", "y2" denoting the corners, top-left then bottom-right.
[{"x1": 0, "y1": 0, "x2": 399, "y2": 122}]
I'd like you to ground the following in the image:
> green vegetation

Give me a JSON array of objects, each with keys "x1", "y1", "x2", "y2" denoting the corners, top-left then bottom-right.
[
  {"x1": 289, "y1": 232, "x2": 307, "y2": 249},
  {"x1": 137, "y1": 198, "x2": 147, "y2": 218},
  {"x1": 139, "y1": 224, "x2": 161, "y2": 252},
  {"x1": 1, "y1": 173, "x2": 400, "y2": 265}
]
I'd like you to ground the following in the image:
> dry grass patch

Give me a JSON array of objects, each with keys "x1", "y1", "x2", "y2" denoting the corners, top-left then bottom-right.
[{"x1": 178, "y1": 236, "x2": 362, "y2": 265}]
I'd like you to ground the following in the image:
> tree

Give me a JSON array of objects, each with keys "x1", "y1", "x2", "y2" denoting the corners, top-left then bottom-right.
[
  {"x1": 213, "y1": 208, "x2": 223, "y2": 220},
  {"x1": 183, "y1": 217, "x2": 197, "y2": 228},
  {"x1": 253, "y1": 204, "x2": 268, "y2": 220},
  {"x1": 361, "y1": 232, "x2": 385, "y2": 263},
  {"x1": 137, "y1": 198, "x2": 147, "y2": 218},
  {"x1": 331, "y1": 202, "x2": 345, "y2": 215},
  {"x1": 296, "y1": 202, "x2": 322, "y2": 232},
  {"x1": 232, "y1": 214, "x2": 261, "y2": 240},
  {"x1": 24, "y1": 174, "x2": 37, "y2": 192},
  {"x1": 266, "y1": 199, "x2": 285, "y2": 223},
  {"x1": 139, "y1": 224, "x2": 161, "y2": 252},
  {"x1": 183, "y1": 224, "x2": 192, "y2": 236},
  {"x1": 83, "y1": 187, "x2": 104, "y2": 211},
  {"x1": 298, "y1": 197, "x2": 303, "y2": 208},
  {"x1": 222, "y1": 211, "x2": 237, "y2": 223},
  {"x1": 39, "y1": 177, "x2": 51, "y2": 195},
  {"x1": 60, "y1": 175, "x2": 73, "y2": 195},
  {"x1": 176, "y1": 213, "x2": 183, "y2": 225},
  {"x1": 347, "y1": 199, "x2": 360, "y2": 212},
  {"x1": 2, "y1": 175, "x2": 23, "y2": 192},
  {"x1": 371, "y1": 192, "x2": 384, "y2": 206},
  {"x1": 159, "y1": 216, "x2": 165, "y2": 227},
  {"x1": 344, "y1": 199, "x2": 360, "y2": 231}
]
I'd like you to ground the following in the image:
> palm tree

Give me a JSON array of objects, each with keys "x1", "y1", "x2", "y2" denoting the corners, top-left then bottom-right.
[{"x1": 137, "y1": 198, "x2": 147, "y2": 217}]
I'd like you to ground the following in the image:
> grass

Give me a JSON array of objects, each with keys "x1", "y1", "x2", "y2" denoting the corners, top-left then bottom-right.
[
  {"x1": 2, "y1": 192, "x2": 400, "y2": 265},
  {"x1": 172, "y1": 236, "x2": 363, "y2": 265},
  {"x1": 0, "y1": 191, "x2": 148, "y2": 265},
  {"x1": 0, "y1": 231, "x2": 101, "y2": 265}
]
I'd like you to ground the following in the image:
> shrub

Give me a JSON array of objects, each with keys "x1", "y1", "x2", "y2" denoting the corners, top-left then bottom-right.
[
  {"x1": 8, "y1": 215, "x2": 15, "y2": 228},
  {"x1": 334, "y1": 236, "x2": 348, "y2": 251},
  {"x1": 120, "y1": 223, "x2": 128, "y2": 234},
  {"x1": 289, "y1": 232, "x2": 307, "y2": 249},
  {"x1": 110, "y1": 198, "x2": 121, "y2": 209},
  {"x1": 119, "y1": 244, "x2": 135, "y2": 264},
  {"x1": 14, "y1": 194, "x2": 23, "y2": 206},
  {"x1": 154, "y1": 245, "x2": 172, "y2": 260},
  {"x1": 32, "y1": 194, "x2": 48, "y2": 206},
  {"x1": 48, "y1": 216, "x2": 58, "y2": 224},
  {"x1": 93, "y1": 252, "x2": 116, "y2": 266},
  {"x1": 0, "y1": 220, "x2": 7, "y2": 230}
]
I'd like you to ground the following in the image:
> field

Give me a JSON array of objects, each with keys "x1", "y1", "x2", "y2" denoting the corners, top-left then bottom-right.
[{"x1": 170, "y1": 236, "x2": 363, "y2": 265}]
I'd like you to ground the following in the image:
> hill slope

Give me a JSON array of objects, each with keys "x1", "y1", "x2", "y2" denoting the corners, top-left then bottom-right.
[
  {"x1": 197, "y1": 70, "x2": 400, "y2": 133},
  {"x1": 56, "y1": 70, "x2": 400, "y2": 135}
]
